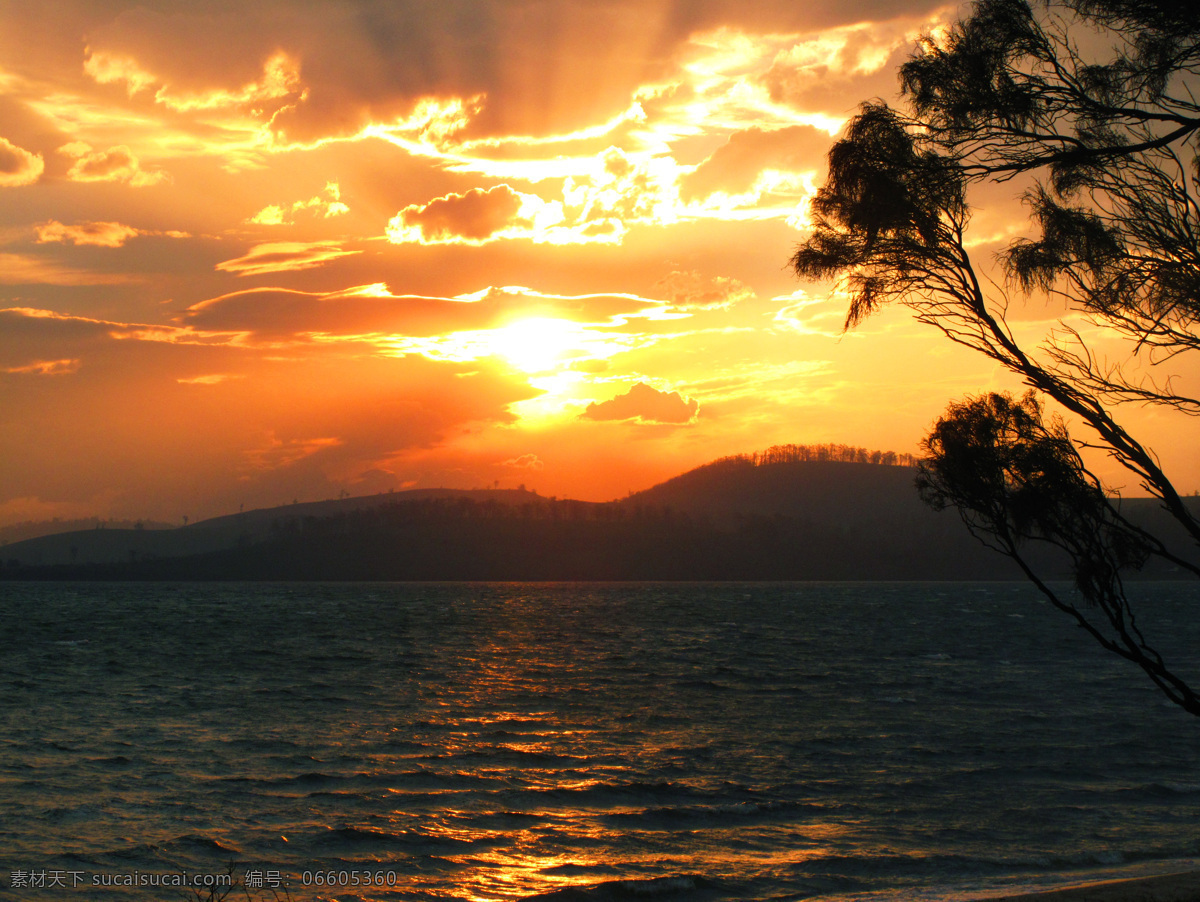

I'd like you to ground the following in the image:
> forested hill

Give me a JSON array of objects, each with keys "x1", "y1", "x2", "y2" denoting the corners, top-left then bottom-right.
[
  {"x1": 626, "y1": 444, "x2": 920, "y2": 525},
  {"x1": 3, "y1": 448, "x2": 1035, "y2": 580},
  {"x1": 6, "y1": 444, "x2": 1192, "y2": 580}
]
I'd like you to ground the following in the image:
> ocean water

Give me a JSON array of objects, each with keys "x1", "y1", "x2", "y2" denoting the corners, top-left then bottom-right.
[{"x1": 1, "y1": 581, "x2": 1198, "y2": 902}]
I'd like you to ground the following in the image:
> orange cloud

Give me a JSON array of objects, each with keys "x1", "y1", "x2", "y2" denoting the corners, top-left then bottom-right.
[
  {"x1": 757, "y1": 20, "x2": 925, "y2": 117},
  {"x1": 155, "y1": 52, "x2": 302, "y2": 113},
  {"x1": 249, "y1": 181, "x2": 349, "y2": 225},
  {"x1": 581, "y1": 382, "x2": 699, "y2": 424},
  {"x1": 680, "y1": 125, "x2": 831, "y2": 202},
  {"x1": 82, "y1": 50, "x2": 157, "y2": 95},
  {"x1": 84, "y1": 47, "x2": 303, "y2": 115},
  {"x1": 243, "y1": 433, "x2": 343, "y2": 472},
  {"x1": 770, "y1": 288, "x2": 845, "y2": 337},
  {"x1": 657, "y1": 270, "x2": 755, "y2": 311},
  {"x1": 177, "y1": 373, "x2": 242, "y2": 385},
  {"x1": 59, "y1": 142, "x2": 166, "y2": 186},
  {"x1": 391, "y1": 185, "x2": 525, "y2": 242},
  {"x1": 386, "y1": 185, "x2": 577, "y2": 245},
  {"x1": 0, "y1": 137, "x2": 43, "y2": 187},
  {"x1": 502, "y1": 453, "x2": 544, "y2": 470},
  {"x1": 36, "y1": 220, "x2": 143, "y2": 248},
  {"x1": 3, "y1": 358, "x2": 81, "y2": 376},
  {"x1": 0, "y1": 308, "x2": 204, "y2": 370},
  {"x1": 215, "y1": 241, "x2": 361, "y2": 277},
  {"x1": 179, "y1": 284, "x2": 667, "y2": 342},
  {"x1": 0, "y1": 308, "x2": 189, "y2": 385},
  {"x1": 0, "y1": 254, "x2": 135, "y2": 286}
]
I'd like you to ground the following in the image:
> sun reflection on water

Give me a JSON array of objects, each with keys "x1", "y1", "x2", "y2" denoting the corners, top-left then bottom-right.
[{"x1": 339, "y1": 618, "x2": 850, "y2": 900}]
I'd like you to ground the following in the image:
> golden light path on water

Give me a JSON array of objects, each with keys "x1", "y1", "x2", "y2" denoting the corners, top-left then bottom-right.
[{"x1": 349, "y1": 624, "x2": 850, "y2": 901}]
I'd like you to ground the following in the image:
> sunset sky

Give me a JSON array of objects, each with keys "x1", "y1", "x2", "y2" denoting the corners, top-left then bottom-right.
[{"x1": 1, "y1": 0, "x2": 1193, "y2": 527}]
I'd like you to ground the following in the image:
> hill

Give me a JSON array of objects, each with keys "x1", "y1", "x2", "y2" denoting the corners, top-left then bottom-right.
[
  {"x1": 627, "y1": 454, "x2": 922, "y2": 524},
  {"x1": 4, "y1": 446, "x2": 1194, "y2": 580},
  {"x1": 0, "y1": 517, "x2": 174, "y2": 546},
  {"x1": 0, "y1": 488, "x2": 549, "y2": 568}
]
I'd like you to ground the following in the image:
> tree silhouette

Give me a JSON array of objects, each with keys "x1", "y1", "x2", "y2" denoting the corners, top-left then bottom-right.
[
  {"x1": 792, "y1": 0, "x2": 1200, "y2": 714},
  {"x1": 918, "y1": 392, "x2": 1200, "y2": 713}
]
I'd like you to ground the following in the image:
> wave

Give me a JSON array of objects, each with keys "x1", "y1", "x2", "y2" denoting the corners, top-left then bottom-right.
[
  {"x1": 303, "y1": 824, "x2": 495, "y2": 855},
  {"x1": 520, "y1": 875, "x2": 723, "y2": 900},
  {"x1": 100, "y1": 834, "x2": 241, "y2": 862},
  {"x1": 794, "y1": 847, "x2": 1199, "y2": 880},
  {"x1": 600, "y1": 799, "x2": 817, "y2": 830},
  {"x1": 514, "y1": 780, "x2": 717, "y2": 808},
  {"x1": 212, "y1": 767, "x2": 507, "y2": 794}
]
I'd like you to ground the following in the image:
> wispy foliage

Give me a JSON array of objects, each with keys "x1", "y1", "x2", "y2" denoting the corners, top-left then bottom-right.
[{"x1": 792, "y1": 0, "x2": 1200, "y2": 714}]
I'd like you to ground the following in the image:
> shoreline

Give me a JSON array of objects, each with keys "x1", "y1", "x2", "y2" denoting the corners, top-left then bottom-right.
[
  {"x1": 827, "y1": 865, "x2": 1200, "y2": 902},
  {"x1": 980, "y1": 871, "x2": 1200, "y2": 902}
]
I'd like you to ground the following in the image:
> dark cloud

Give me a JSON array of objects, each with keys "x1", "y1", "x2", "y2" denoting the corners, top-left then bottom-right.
[{"x1": 581, "y1": 381, "x2": 698, "y2": 424}]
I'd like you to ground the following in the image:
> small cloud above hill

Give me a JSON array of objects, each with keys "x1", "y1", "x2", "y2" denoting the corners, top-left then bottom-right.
[{"x1": 581, "y1": 382, "x2": 698, "y2": 424}]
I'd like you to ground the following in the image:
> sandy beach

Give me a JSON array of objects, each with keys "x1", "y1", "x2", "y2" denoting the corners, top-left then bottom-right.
[{"x1": 987, "y1": 872, "x2": 1200, "y2": 902}]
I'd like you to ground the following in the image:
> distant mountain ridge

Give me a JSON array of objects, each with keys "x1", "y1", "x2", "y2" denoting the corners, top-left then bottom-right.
[
  {"x1": 0, "y1": 517, "x2": 175, "y2": 546},
  {"x1": 3, "y1": 446, "x2": 1194, "y2": 580},
  {"x1": 0, "y1": 488, "x2": 548, "y2": 568}
]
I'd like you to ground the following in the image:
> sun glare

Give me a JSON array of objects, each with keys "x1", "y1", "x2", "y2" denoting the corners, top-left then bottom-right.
[
  {"x1": 371, "y1": 315, "x2": 629, "y2": 383},
  {"x1": 488, "y1": 317, "x2": 585, "y2": 372}
]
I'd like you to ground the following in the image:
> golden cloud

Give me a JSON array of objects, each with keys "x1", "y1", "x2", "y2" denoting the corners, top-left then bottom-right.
[
  {"x1": 758, "y1": 19, "x2": 928, "y2": 114},
  {"x1": 59, "y1": 142, "x2": 167, "y2": 186},
  {"x1": 385, "y1": 184, "x2": 577, "y2": 245},
  {"x1": 36, "y1": 220, "x2": 143, "y2": 248},
  {"x1": 581, "y1": 381, "x2": 699, "y2": 424},
  {"x1": 243, "y1": 432, "x2": 343, "y2": 472},
  {"x1": 82, "y1": 50, "x2": 157, "y2": 95},
  {"x1": 84, "y1": 47, "x2": 303, "y2": 115},
  {"x1": 0, "y1": 137, "x2": 44, "y2": 187},
  {"x1": 0, "y1": 307, "x2": 185, "y2": 379},
  {"x1": 657, "y1": 270, "x2": 755, "y2": 311},
  {"x1": 248, "y1": 205, "x2": 287, "y2": 226},
  {"x1": 156, "y1": 52, "x2": 302, "y2": 113},
  {"x1": 0, "y1": 254, "x2": 136, "y2": 286},
  {"x1": 502, "y1": 453, "x2": 544, "y2": 470},
  {"x1": 215, "y1": 241, "x2": 362, "y2": 277},
  {"x1": 177, "y1": 373, "x2": 244, "y2": 385},
  {"x1": 64, "y1": 0, "x2": 920, "y2": 151},
  {"x1": 679, "y1": 125, "x2": 831, "y2": 202},
  {"x1": 391, "y1": 185, "x2": 525, "y2": 242},
  {"x1": 770, "y1": 288, "x2": 845, "y2": 338},
  {"x1": 179, "y1": 283, "x2": 669, "y2": 342},
  {"x1": 249, "y1": 181, "x2": 349, "y2": 225},
  {"x1": 2, "y1": 358, "x2": 81, "y2": 376}
]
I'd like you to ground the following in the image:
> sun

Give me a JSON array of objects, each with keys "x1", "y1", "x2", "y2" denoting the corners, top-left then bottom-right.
[
  {"x1": 486, "y1": 317, "x2": 591, "y2": 373},
  {"x1": 370, "y1": 315, "x2": 629, "y2": 378}
]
